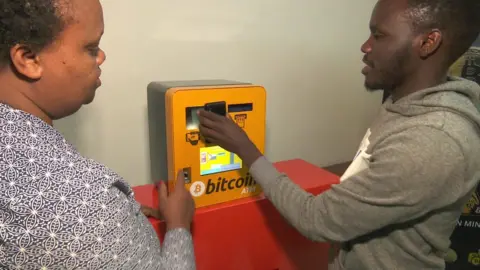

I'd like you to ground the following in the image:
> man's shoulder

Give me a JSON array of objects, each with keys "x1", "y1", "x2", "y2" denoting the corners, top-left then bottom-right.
[
  {"x1": 368, "y1": 110, "x2": 480, "y2": 177},
  {"x1": 373, "y1": 105, "x2": 479, "y2": 146}
]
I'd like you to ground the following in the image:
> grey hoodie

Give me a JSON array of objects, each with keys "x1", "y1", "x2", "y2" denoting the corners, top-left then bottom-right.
[{"x1": 249, "y1": 76, "x2": 480, "y2": 269}]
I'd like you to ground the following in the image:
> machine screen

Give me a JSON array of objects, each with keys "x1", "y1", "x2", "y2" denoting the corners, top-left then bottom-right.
[{"x1": 200, "y1": 145, "x2": 242, "y2": 175}]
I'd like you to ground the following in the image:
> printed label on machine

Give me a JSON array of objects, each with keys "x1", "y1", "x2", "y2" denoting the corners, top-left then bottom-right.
[{"x1": 189, "y1": 174, "x2": 257, "y2": 197}]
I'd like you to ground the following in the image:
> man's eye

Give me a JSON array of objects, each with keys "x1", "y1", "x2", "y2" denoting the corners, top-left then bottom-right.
[{"x1": 372, "y1": 32, "x2": 383, "y2": 39}]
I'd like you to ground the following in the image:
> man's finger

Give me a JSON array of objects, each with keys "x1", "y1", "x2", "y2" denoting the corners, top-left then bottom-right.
[
  {"x1": 197, "y1": 114, "x2": 218, "y2": 130},
  {"x1": 198, "y1": 109, "x2": 225, "y2": 122},
  {"x1": 199, "y1": 125, "x2": 224, "y2": 143},
  {"x1": 198, "y1": 125, "x2": 214, "y2": 138},
  {"x1": 227, "y1": 114, "x2": 242, "y2": 126}
]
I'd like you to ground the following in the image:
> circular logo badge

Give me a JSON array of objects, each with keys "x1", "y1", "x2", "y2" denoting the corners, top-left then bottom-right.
[{"x1": 189, "y1": 181, "x2": 206, "y2": 197}]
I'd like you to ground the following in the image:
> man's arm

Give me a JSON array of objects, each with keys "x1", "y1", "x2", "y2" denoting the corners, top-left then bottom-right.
[
  {"x1": 248, "y1": 126, "x2": 466, "y2": 242},
  {"x1": 159, "y1": 228, "x2": 196, "y2": 270}
]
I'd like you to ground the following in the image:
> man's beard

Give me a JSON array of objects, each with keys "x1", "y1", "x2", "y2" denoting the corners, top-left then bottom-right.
[{"x1": 364, "y1": 45, "x2": 411, "y2": 93}]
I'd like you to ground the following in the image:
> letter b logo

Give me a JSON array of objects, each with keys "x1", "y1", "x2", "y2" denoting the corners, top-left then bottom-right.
[{"x1": 189, "y1": 181, "x2": 206, "y2": 197}]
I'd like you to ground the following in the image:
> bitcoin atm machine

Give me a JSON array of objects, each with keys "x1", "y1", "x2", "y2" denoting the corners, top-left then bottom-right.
[{"x1": 147, "y1": 80, "x2": 266, "y2": 208}]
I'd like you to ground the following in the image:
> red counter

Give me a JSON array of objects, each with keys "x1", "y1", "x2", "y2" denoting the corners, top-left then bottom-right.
[{"x1": 133, "y1": 159, "x2": 340, "y2": 270}]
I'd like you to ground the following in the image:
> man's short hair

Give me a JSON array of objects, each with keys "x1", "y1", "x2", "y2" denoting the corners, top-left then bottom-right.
[
  {"x1": 0, "y1": 0, "x2": 67, "y2": 66},
  {"x1": 405, "y1": 0, "x2": 480, "y2": 65}
]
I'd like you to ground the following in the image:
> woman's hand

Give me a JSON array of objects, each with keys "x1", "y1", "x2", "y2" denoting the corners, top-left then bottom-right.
[{"x1": 142, "y1": 171, "x2": 195, "y2": 231}]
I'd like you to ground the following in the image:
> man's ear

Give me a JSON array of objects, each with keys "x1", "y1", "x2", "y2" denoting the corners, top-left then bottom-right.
[
  {"x1": 417, "y1": 29, "x2": 443, "y2": 59},
  {"x1": 9, "y1": 44, "x2": 43, "y2": 80}
]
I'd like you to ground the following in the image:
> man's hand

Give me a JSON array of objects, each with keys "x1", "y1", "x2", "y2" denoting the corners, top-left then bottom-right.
[
  {"x1": 197, "y1": 110, "x2": 262, "y2": 167},
  {"x1": 142, "y1": 171, "x2": 195, "y2": 231}
]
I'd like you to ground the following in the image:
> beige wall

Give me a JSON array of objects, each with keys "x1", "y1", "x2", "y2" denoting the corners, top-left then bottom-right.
[{"x1": 54, "y1": 0, "x2": 382, "y2": 186}]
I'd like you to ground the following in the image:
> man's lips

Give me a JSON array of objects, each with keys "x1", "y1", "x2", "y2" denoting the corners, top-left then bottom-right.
[
  {"x1": 362, "y1": 57, "x2": 373, "y2": 74},
  {"x1": 362, "y1": 56, "x2": 373, "y2": 67},
  {"x1": 362, "y1": 65, "x2": 372, "y2": 74},
  {"x1": 97, "y1": 69, "x2": 102, "y2": 86}
]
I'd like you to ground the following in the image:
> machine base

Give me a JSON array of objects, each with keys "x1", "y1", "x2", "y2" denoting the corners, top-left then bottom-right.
[{"x1": 133, "y1": 159, "x2": 340, "y2": 270}]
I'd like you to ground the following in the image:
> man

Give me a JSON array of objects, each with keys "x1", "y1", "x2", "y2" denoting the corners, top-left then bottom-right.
[
  {"x1": 198, "y1": 0, "x2": 480, "y2": 269},
  {"x1": 0, "y1": 0, "x2": 195, "y2": 269}
]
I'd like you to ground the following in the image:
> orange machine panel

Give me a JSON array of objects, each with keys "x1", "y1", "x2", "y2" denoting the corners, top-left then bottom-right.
[{"x1": 147, "y1": 80, "x2": 266, "y2": 208}]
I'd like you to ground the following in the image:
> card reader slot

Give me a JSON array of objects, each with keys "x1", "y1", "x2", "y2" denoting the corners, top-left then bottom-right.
[
  {"x1": 182, "y1": 167, "x2": 191, "y2": 184},
  {"x1": 228, "y1": 103, "x2": 253, "y2": 112}
]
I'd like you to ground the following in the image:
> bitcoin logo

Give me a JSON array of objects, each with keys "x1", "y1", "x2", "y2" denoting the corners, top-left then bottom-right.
[{"x1": 189, "y1": 181, "x2": 206, "y2": 197}]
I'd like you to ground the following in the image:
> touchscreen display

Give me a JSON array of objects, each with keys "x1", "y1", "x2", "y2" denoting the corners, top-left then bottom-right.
[{"x1": 200, "y1": 145, "x2": 242, "y2": 175}]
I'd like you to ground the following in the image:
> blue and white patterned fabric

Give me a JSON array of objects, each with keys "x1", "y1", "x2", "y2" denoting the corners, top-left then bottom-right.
[{"x1": 0, "y1": 103, "x2": 195, "y2": 270}]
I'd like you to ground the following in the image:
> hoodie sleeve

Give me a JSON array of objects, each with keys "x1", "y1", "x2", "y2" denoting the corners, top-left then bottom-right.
[{"x1": 248, "y1": 126, "x2": 465, "y2": 242}]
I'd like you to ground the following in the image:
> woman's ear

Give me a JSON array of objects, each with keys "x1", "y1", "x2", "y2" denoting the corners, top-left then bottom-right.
[{"x1": 9, "y1": 44, "x2": 43, "y2": 80}]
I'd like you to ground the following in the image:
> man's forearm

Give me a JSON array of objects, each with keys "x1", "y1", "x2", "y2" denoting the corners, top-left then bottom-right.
[
  {"x1": 247, "y1": 156, "x2": 333, "y2": 242},
  {"x1": 246, "y1": 156, "x2": 373, "y2": 243},
  {"x1": 238, "y1": 143, "x2": 263, "y2": 168}
]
